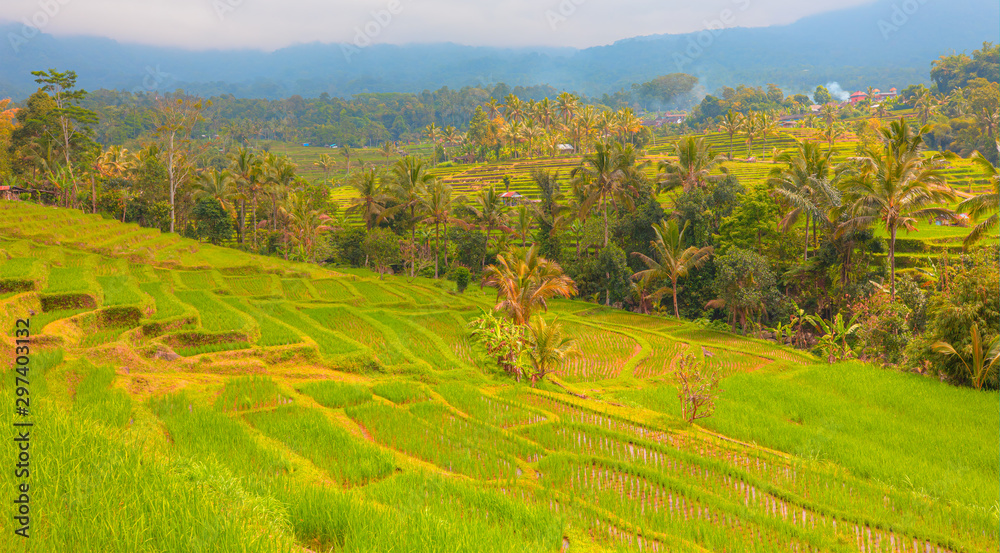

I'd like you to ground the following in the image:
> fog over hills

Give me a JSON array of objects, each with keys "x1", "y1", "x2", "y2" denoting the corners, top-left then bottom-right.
[{"x1": 0, "y1": 0, "x2": 996, "y2": 100}]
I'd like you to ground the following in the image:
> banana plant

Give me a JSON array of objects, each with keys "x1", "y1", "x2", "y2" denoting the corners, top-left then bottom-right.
[
  {"x1": 933, "y1": 324, "x2": 1000, "y2": 390},
  {"x1": 807, "y1": 312, "x2": 861, "y2": 363}
]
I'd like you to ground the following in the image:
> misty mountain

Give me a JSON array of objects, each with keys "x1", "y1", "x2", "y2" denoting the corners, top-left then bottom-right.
[{"x1": 0, "y1": 0, "x2": 996, "y2": 101}]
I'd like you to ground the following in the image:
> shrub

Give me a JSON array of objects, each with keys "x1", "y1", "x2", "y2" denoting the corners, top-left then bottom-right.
[{"x1": 452, "y1": 266, "x2": 470, "y2": 293}]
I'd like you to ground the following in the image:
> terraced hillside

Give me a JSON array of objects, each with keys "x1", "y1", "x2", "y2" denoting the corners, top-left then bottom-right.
[{"x1": 0, "y1": 202, "x2": 995, "y2": 553}]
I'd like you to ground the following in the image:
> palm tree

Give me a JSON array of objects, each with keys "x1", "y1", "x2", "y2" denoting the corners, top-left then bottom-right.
[
  {"x1": 379, "y1": 141, "x2": 399, "y2": 165},
  {"x1": 758, "y1": 112, "x2": 779, "y2": 159},
  {"x1": 419, "y1": 180, "x2": 459, "y2": 278},
  {"x1": 657, "y1": 136, "x2": 725, "y2": 193},
  {"x1": 503, "y1": 94, "x2": 523, "y2": 123},
  {"x1": 741, "y1": 111, "x2": 761, "y2": 159},
  {"x1": 514, "y1": 205, "x2": 533, "y2": 247},
  {"x1": 95, "y1": 146, "x2": 135, "y2": 220},
  {"x1": 768, "y1": 140, "x2": 838, "y2": 261},
  {"x1": 263, "y1": 153, "x2": 297, "y2": 232},
  {"x1": 228, "y1": 147, "x2": 260, "y2": 245},
  {"x1": 485, "y1": 98, "x2": 503, "y2": 119},
  {"x1": 631, "y1": 219, "x2": 714, "y2": 318},
  {"x1": 384, "y1": 156, "x2": 433, "y2": 276},
  {"x1": 958, "y1": 148, "x2": 999, "y2": 248},
  {"x1": 468, "y1": 185, "x2": 509, "y2": 269},
  {"x1": 523, "y1": 315, "x2": 578, "y2": 386},
  {"x1": 933, "y1": 323, "x2": 999, "y2": 390},
  {"x1": 346, "y1": 167, "x2": 388, "y2": 231},
  {"x1": 719, "y1": 110, "x2": 742, "y2": 160},
  {"x1": 482, "y1": 244, "x2": 578, "y2": 325},
  {"x1": 556, "y1": 92, "x2": 578, "y2": 127},
  {"x1": 314, "y1": 153, "x2": 336, "y2": 183},
  {"x1": 195, "y1": 168, "x2": 235, "y2": 213},
  {"x1": 281, "y1": 191, "x2": 333, "y2": 262},
  {"x1": 571, "y1": 140, "x2": 643, "y2": 248},
  {"x1": 818, "y1": 121, "x2": 848, "y2": 154},
  {"x1": 338, "y1": 145, "x2": 353, "y2": 175},
  {"x1": 423, "y1": 123, "x2": 440, "y2": 144},
  {"x1": 839, "y1": 118, "x2": 955, "y2": 299}
]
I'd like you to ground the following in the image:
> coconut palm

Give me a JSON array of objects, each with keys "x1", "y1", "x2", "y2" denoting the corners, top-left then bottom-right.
[
  {"x1": 467, "y1": 185, "x2": 509, "y2": 269},
  {"x1": 346, "y1": 166, "x2": 388, "y2": 231},
  {"x1": 338, "y1": 145, "x2": 353, "y2": 175},
  {"x1": 958, "y1": 148, "x2": 999, "y2": 248},
  {"x1": 768, "y1": 140, "x2": 838, "y2": 261},
  {"x1": 719, "y1": 110, "x2": 742, "y2": 160},
  {"x1": 262, "y1": 153, "x2": 297, "y2": 232},
  {"x1": 839, "y1": 118, "x2": 955, "y2": 299},
  {"x1": 741, "y1": 111, "x2": 761, "y2": 159},
  {"x1": 482, "y1": 244, "x2": 578, "y2": 326},
  {"x1": 514, "y1": 205, "x2": 533, "y2": 247},
  {"x1": 419, "y1": 180, "x2": 459, "y2": 278},
  {"x1": 195, "y1": 168, "x2": 235, "y2": 213},
  {"x1": 314, "y1": 153, "x2": 336, "y2": 183},
  {"x1": 523, "y1": 315, "x2": 578, "y2": 386},
  {"x1": 556, "y1": 92, "x2": 578, "y2": 127},
  {"x1": 631, "y1": 219, "x2": 714, "y2": 318},
  {"x1": 758, "y1": 112, "x2": 779, "y2": 158},
  {"x1": 657, "y1": 136, "x2": 725, "y2": 194},
  {"x1": 571, "y1": 140, "x2": 644, "y2": 248},
  {"x1": 384, "y1": 156, "x2": 434, "y2": 276},
  {"x1": 281, "y1": 191, "x2": 333, "y2": 262}
]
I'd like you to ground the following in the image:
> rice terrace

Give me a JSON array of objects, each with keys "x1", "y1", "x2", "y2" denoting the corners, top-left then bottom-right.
[{"x1": 0, "y1": 1, "x2": 998, "y2": 552}]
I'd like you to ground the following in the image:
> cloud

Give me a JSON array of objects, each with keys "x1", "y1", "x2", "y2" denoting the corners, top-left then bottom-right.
[{"x1": 0, "y1": 0, "x2": 877, "y2": 51}]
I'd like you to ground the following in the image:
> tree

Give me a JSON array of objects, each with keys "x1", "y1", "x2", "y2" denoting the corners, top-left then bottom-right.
[
  {"x1": 467, "y1": 185, "x2": 509, "y2": 269},
  {"x1": 718, "y1": 110, "x2": 742, "y2": 160},
  {"x1": 192, "y1": 198, "x2": 233, "y2": 245},
  {"x1": 674, "y1": 354, "x2": 721, "y2": 423},
  {"x1": 632, "y1": 219, "x2": 714, "y2": 319},
  {"x1": 740, "y1": 111, "x2": 761, "y2": 159},
  {"x1": 338, "y1": 145, "x2": 353, "y2": 175},
  {"x1": 839, "y1": 118, "x2": 955, "y2": 300},
  {"x1": 813, "y1": 85, "x2": 833, "y2": 105},
  {"x1": 709, "y1": 247, "x2": 778, "y2": 333},
  {"x1": 768, "y1": 140, "x2": 838, "y2": 262},
  {"x1": 314, "y1": 153, "x2": 336, "y2": 183},
  {"x1": 957, "y1": 149, "x2": 998, "y2": 248},
  {"x1": 419, "y1": 180, "x2": 458, "y2": 278},
  {"x1": 384, "y1": 156, "x2": 433, "y2": 276},
  {"x1": 379, "y1": 141, "x2": 397, "y2": 165},
  {"x1": 522, "y1": 315, "x2": 578, "y2": 386},
  {"x1": 282, "y1": 191, "x2": 333, "y2": 262},
  {"x1": 482, "y1": 244, "x2": 577, "y2": 326},
  {"x1": 194, "y1": 168, "x2": 235, "y2": 214},
  {"x1": 346, "y1": 167, "x2": 388, "y2": 231},
  {"x1": 657, "y1": 136, "x2": 724, "y2": 193},
  {"x1": 155, "y1": 96, "x2": 205, "y2": 233},
  {"x1": 30, "y1": 69, "x2": 98, "y2": 207},
  {"x1": 572, "y1": 140, "x2": 643, "y2": 248},
  {"x1": 363, "y1": 228, "x2": 401, "y2": 278}
]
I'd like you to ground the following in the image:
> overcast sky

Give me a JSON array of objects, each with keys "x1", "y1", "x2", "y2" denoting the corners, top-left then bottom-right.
[{"x1": 0, "y1": 0, "x2": 876, "y2": 51}]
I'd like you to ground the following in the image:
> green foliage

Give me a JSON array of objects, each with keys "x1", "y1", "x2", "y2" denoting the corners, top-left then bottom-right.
[
  {"x1": 192, "y1": 197, "x2": 233, "y2": 245},
  {"x1": 452, "y1": 266, "x2": 470, "y2": 292},
  {"x1": 214, "y1": 375, "x2": 288, "y2": 412},
  {"x1": 174, "y1": 341, "x2": 252, "y2": 357},
  {"x1": 711, "y1": 247, "x2": 779, "y2": 332},
  {"x1": 906, "y1": 249, "x2": 1000, "y2": 386},
  {"x1": 73, "y1": 362, "x2": 133, "y2": 427},
  {"x1": 333, "y1": 227, "x2": 367, "y2": 267},
  {"x1": 362, "y1": 228, "x2": 401, "y2": 277}
]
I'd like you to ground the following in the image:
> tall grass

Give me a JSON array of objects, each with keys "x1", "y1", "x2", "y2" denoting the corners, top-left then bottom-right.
[
  {"x1": 214, "y1": 375, "x2": 289, "y2": 412},
  {"x1": 372, "y1": 380, "x2": 429, "y2": 404}
]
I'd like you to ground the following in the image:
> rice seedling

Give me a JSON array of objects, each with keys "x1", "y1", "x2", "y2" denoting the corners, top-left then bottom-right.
[
  {"x1": 174, "y1": 290, "x2": 253, "y2": 332},
  {"x1": 97, "y1": 275, "x2": 143, "y2": 306},
  {"x1": 220, "y1": 297, "x2": 302, "y2": 347},
  {"x1": 244, "y1": 404, "x2": 394, "y2": 486},
  {"x1": 0, "y1": 256, "x2": 36, "y2": 278},
  {"x1": 409, "y1": 401, "x2": 544, "y2": 462},
  {"x1": 298, "y1": 380, "x2": 372, "y2": 408},
  {"x1": 310, "y1": 278, "x2": 355, "y2": 301},
  {"x1": 351, "y1": 279, "x2": 406, "y2": 304},
  {"x1": 174, "y1": 341, "x2": 253, "y2": 357},
  {"x1": 411, "y1": 312, "x2": 475, "y2": 363},
  {"x1": 139, "y1": 281, "x2": 189, "y2": 320},
  {"x1": 559, "y1": 323, "x2": 641, "y2": 381},
  {"x1": 213, "y1": 375, "x2": 290, "y2": 412},
  {"x1": 20, "y1": 308, "x2": 89, "y2": 333},
  {"x1": 176, "y1": 270, "x2": 218, "y2": 290},
  {"x1": 367, "y1": 310, "x2": 464, "y2": 370},
  {"x1": 252, "y1": 301, "x2": 361, "y2": 357},
  {"x1": 78, "y1": 326, "x2": 128, "y2": 348},
  {"x1": 436, "y1": 382, "x2": 546, "y2": 427},
  {"x1": 303, "y1": 306, "x2": 406, "y2": 365},
  {"x1": 346, "y1": 402, "x2": 518, "y2": 480},
  {"x1": 72, "y1": 361, "x2": 132, "y2": 427},
  {"x1": 372, "y1": 380, "x2": 430, "y2": 404},
  {"x1": 280, "y1": 278, "x2": 314, "y2": 300},
  {"x1": 44, "y1": 266, "x2": 91, "y2": 293},
  {"x1": 225, "y1": 275, "x2": 276, "y2": 297}
]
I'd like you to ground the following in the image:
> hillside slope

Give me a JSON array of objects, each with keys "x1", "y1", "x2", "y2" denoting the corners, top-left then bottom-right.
[{"x1": 0, "y1": 202, "x2": 995, "y2": 552}]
